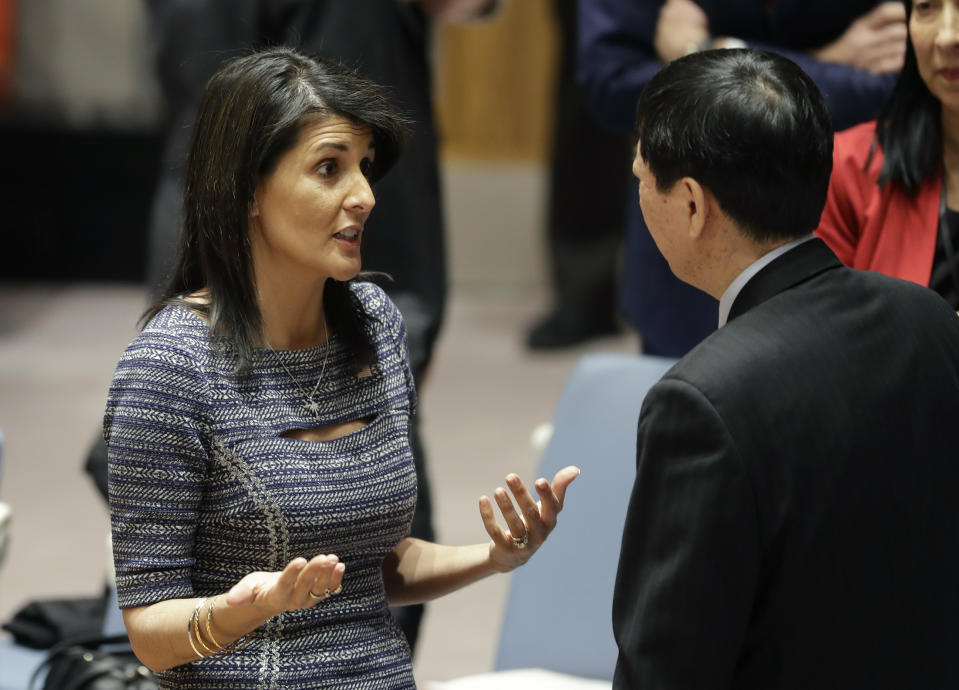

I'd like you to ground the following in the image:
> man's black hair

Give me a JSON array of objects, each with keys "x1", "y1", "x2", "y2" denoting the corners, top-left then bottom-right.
[{"x1": 635, "y1": 49, "x2": 834, "y2": 243}]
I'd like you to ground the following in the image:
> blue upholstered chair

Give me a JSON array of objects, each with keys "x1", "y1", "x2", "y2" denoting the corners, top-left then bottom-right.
[
  {"x1": 494, "y1": 353, "x2": 675, "y2": 681},
  {"x1": 0, "y1": 428, "x2": 8, "y2": 572}
]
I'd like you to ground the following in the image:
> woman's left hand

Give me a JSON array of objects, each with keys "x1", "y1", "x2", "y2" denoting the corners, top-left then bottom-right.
[{"x1": 480, "y1": 465, "x2": 580, "y2": 573}]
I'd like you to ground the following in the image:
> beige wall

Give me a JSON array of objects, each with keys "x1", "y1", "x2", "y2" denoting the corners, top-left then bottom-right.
[
  {"x1": 13, "y1": 0, "x2": 159, "y2": 127},
  {"x1": 435, "y1": 1, "x2": 560, "y2": 290},
  {"x1": 436, "y1": 0, "x2": 559, "y2": 163}
]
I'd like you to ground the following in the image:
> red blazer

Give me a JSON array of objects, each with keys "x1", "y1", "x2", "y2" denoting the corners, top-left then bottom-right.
[{"x1": 816, "y1": 121, "x2": 941, "y2": 286}]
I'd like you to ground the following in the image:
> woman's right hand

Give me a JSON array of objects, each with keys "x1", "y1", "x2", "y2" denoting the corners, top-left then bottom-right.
[
  {"x1": 811, "y1": 2, "x2": 906, "y2": 75},
  {"x1": 225, "y1": 554, "x2": 346, "y2": 615},
  {"x1": 654, "y1": 0, "x2": 710, "y2": 64}
]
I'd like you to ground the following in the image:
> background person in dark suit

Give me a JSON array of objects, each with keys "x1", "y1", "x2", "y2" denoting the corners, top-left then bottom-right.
[
  {"x1": 578, "y1": 0, "x2": 906, "y2": 358},
  {"x1": 613, "y1": 48, "x2": 959, "y2": 689}
]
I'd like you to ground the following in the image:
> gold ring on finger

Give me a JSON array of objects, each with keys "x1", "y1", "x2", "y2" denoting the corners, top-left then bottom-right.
[
  {"x1": 512, "y1": 533, "x2": 529, "y2": 549},
  {"x1": 308, "y1": 589, "x2": 326, "y2": 601}
]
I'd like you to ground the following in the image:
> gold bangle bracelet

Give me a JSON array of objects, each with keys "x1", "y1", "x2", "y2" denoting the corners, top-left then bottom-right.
[
  {"x1": 194, "y1": 599, "x2": 213, "y2": 655},
  {"x1": 187, "y1": 598, "x2": 207, "y2": 659},
  {"x1": 192, "y1": 597, "x2": 217, "y2": 655},
  {"x1": 205, "y1": 596, "x2": 224, "y2": 650},
  {"x1": 203, "y1": 595, "x2": 252, "y2": 658}
]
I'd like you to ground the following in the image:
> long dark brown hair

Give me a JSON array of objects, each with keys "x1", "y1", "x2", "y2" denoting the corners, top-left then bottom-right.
[{"x1": 143, "y1": 47, "x2": 409, "y2": 373}]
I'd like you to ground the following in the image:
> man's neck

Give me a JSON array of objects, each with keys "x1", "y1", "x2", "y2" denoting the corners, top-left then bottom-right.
[
  {"x1": 704, "y1": 230, "x2": 790, "y2": 301},
  {"x1": 717, "y1": 235, "x2": 814, "y2": 327}
]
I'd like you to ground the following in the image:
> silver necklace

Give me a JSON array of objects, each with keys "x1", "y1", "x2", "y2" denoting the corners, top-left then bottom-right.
[{"x1": 266, "y1": 319, "x2": 330, "y2": 420}]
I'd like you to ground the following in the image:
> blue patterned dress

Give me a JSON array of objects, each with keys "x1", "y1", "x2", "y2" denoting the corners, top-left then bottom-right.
[{"x1": 104, "y1": 283, "x2": 418, "y2": 689}]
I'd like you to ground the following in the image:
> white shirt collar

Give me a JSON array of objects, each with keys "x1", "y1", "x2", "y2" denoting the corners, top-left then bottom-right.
[{"x1": 717, "y1": 234, "x2": 815, "y2": 327}]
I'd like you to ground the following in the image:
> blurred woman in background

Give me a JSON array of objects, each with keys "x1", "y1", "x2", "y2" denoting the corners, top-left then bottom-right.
[{"x1": 817, "y1": 0, "x2": 959, "y2": 309}]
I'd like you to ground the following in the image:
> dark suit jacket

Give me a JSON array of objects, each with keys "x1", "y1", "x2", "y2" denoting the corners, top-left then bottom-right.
[{"x1": 612, "y1": 239, "x2": 959, "y2": 689}]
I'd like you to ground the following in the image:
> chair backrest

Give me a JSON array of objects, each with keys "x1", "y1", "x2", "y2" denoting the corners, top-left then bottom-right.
[
  {"x1": 494, "y1": 353, "x2": 675, "y2": 681},
  {"x1": 0, "y1": 428, "x2": 9, "y2": 571},
  {"x1": 102, "y1": 583, "x2": 125, "y2": 637}
]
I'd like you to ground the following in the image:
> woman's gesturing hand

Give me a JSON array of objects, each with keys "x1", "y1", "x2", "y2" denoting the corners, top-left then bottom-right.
[
  {"x1": 479, "y1": 465, "x2": 580, "y2": 573},
  {"x1": 225, "y1": 554, "x2": 346, "y2": 615}
]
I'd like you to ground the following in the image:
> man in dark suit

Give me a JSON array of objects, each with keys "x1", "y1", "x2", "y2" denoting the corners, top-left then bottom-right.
[
  {"x1": 578, "y1": 0, "x2": 906, "y2": 358},
  {"x1": 612, "y1": 49, "x2": 959, "y2": 689}
]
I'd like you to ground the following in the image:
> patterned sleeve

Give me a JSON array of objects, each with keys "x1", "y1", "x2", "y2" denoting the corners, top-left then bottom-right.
[
  {"x1": 353, "y1": 281, "x2": 418, "y2": 414},
  {"x1": 392, "y1": 300, "x2": 418, "y2": 416},
  {"x1": 103, "y1": 322, "x2": 210, "y2": 609}
]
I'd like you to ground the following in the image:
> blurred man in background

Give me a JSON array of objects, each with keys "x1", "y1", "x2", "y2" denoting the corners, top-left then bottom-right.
[{"x1": 578, "y1": 0, "x2": 906, "y2": 357}]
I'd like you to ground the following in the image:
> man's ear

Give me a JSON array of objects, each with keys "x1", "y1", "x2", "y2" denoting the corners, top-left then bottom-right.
[{"x1": 681, "y1": 177, "x2": 708, "y2": 240}]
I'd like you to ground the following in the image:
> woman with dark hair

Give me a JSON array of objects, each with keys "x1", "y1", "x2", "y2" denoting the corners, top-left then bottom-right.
[
  {"x1": 817, "y1": 0, "x2": 959, "y2": 309},
  {"x1": 103, "y1": 47, "x2": 578, "y2": 688}
]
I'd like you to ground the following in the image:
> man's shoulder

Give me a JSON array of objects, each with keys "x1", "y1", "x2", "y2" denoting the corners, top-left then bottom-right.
[
  {"x1": 729, "y1": 261, "x2": 951, "y2": 333},
  {"x1": 664, "y1": 268, "x2": 856, "y2": 384},
  {"x1": 663, "y1": 319, "x2": 778, "y2": 399},
  {"x1": 677, "y1": 264, "x2": 959, "y2": 387}
]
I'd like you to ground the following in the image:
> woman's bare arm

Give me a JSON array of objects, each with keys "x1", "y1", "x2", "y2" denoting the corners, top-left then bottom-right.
[
  {"x1": 382, "y1": 466, "x2": 579, "y2": 605},
  {"x1": 123, "y1": 554, "x2": 344, "y2": 672}
]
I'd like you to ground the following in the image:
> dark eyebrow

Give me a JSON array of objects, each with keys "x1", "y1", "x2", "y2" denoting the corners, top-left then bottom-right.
[
  {"x1": 313, "y1": 140, "x2": 376, "y2": 155},
  {"x1": 313, "y1": 142, "x2": 349, "y2": 153}
]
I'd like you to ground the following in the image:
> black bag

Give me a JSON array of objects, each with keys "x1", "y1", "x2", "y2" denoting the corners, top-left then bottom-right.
[
  {"x1": 30, "y1": 634, "x2": 158, "y2": 690},
  {"x1": 2, "y1": 596, "x2": 107, "y2": 649}
]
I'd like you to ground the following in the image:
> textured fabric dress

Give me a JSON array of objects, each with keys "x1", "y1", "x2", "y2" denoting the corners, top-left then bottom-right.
[{"x1": 104, "y1": 282, "x2": 419, "y2": 689}]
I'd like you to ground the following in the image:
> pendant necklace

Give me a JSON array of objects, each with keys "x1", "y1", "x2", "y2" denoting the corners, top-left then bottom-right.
[{"x1": 266, "y1": 318, "x2": 331, "y2": 420}]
